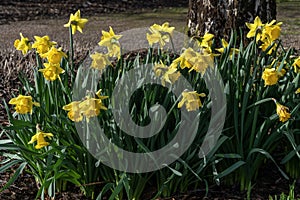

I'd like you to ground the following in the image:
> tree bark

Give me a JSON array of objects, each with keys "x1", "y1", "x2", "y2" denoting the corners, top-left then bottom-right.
[{"x1": 187, "y1": 0, "x2": 277, "y2": 41}]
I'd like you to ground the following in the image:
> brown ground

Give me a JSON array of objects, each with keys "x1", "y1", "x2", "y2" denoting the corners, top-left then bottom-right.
[{"x1": 0, "y1": 1, "x2": 300, "y2": 199}]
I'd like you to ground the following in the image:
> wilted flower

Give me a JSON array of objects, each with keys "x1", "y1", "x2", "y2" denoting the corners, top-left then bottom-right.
[
  {"x1": 14, "y1": 33, "x2": 32, "y2": 55},
  {"x1": 63, "y1": 101, "x2": 83, "y2": 122},
  {"x1": 146, "y1": 22, "x2": 175, "y2": 48},
  {"x1": 32, "y1": 35, "x2": 56, "y2": 54},
  {"x1": 64, "y1": 10, "x2": 88, "y2": 34},
  {"x1": 28, "y1": 126, "x2": 53, "y2": 149},
  {"x1": 98, "y1": 26, "x2": 122, "y2": 59},
  {"x1": 9, "y1": 94, "x2": 40, "y2": 114},
  {"x1": 272, "y1": 99, "x2": 291, "y2": 122},
  {"x1": 178, "y1": 91, "x2": 206, "y2": 111},
  {"x1": 41, "y1": 47, "x2": 67, "y2": 64},
  {"x1": 39, "y1": 62, "x2": 65, "y2": 81},
  {"x1": 90, "y1": 52, "x2": 111, "y2": 70}
]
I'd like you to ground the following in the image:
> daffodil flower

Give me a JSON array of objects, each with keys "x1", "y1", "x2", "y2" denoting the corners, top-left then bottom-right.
[
  {"x1": 146, "y1": 22, "x2": 175, "y2": 48},
  {"x1": 245, "y1": 16, "x2": 264, "y2": 41},
  {"x1": 79, "y1": 96, "x2": 108, "y2": 121},
  {"x1": 188, "y1": 53, "x2": 213, "y2": 75},
  {"x1": 32, "y1": 35, "x2": 57, "y2": 54},
  {"x1": 14, "y1": 33, "x2": 32, "y2": 55},
  {"x1": 178, "y1": 91, "x2": 206, "y2": 112},
  {"x1": 262, "y1": 67, "x2": 285, "y2": 86},
  {"x1": 262, "y1": 20, "x2": 282, "y2": 42},
  {"x1": 90, "y1": 52, "x2": 111, "y2": 70},
  {"x1": 272, "y1": 99, "x2": 291, "y2": 122},
  {"x1": 171, "y1": 48, "x2": 197, "y2": 70},
  {"x1": 28, "y1": 128, "x2": 53, "y2": 149},
  {"x1": 63, "y1": 90, "x2": 108, "y2": 122},
  {"x1": 216, "y1": 39, "x2": 239, "y2": 59},
  {"x1": 38, "y1": 62, "x2": 65, "y2": 81},
  {"x1": 9, "y1": 94, "x2": 40, "y2": 114},
  {"x1": 98, "y1": 27, "x2": 122, "y2": 59},
  {"x1": 292, "y1": 56, "x2": 300, "y2": 73},
  {"x1": 153, "y1": 61, "x2": 180, "y2": 86},
  {"x1": 41, "y1": 47, "x2": 67, "y2": 64},
  {"x1": 295, "y1": 88, "x2": 300, "y2": 94},
  {"x1": 64, "y1": 10, "x2": 88, "y2": 34},
  {"x1": 63, "y1": 101, "x2": 83, "y2": 122},
  {"x1": 195, "y1": 32, "x2": 214, "y2": 48}
]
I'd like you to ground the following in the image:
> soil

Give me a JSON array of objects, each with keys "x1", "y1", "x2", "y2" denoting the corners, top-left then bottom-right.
[{"x1": 1, "y1": 1, "x2": 300, "y2": 199}]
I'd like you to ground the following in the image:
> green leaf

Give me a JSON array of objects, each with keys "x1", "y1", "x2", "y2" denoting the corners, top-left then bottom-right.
[
  {"x1": 0, "y1": 159, "x2": 22, "y2": 173},
  {"x1": 214, "y1": 161, "x2": 245, "y2": 179},
  {"x1": 162, "y1": 164, "x2": 182, "y2": 177},
  {"x1": 215, "y1": 153, "x2": 242, "y2": 159},
  {"x1": 96, "y1": 183, "x2": 114, "y2": 200},
  {"x1": 0, "y1": 162, "x2": 27, "y2": 192}
]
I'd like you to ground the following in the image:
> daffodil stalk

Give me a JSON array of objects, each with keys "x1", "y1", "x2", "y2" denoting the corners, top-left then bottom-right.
[{"x1": 69, "y1": 26, "x2": 74, "y2": 71}]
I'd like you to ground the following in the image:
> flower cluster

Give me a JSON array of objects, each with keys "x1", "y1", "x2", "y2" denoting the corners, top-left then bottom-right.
[{"x1": 14, "y1": 32, "x2": 66, "y2": 81}]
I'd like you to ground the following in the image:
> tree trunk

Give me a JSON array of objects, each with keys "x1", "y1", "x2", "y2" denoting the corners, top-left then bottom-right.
[{"x1": 187, "y1": 0, "x2": 277, "y2": 41}]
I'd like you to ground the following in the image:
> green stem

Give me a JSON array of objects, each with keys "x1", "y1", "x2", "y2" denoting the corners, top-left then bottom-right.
[{"x1": 69, "y1": 26, "x2": 74, "y2": 79}]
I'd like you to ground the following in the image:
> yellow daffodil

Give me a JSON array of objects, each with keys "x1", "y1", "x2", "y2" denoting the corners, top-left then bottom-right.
[
  {"x1": 262, "y1": 20, "x2": 282, "y2": 42},
  {"x1": 259, "y1": 37, "x2": 277, "y2": 55},
  {"x1": 41, "y1": 47, "x2": 67, "y2": 64},
  {"x1": 79, "y1": 96, "x2": 108, "y2": 121},
  {"x1": 188, "y1": 53, "x2": 213, "y2": 75},
  {"x1": 216, "y1": 39, "x2": 239, "y2": 59},
  {"x1": 38, "y1": 62, "x2": 65, "y2": 81},
  {"x1": 146, "y1": 22, "x2": 175, "y2": 48},
  {"x1": 292, "y1": 56, "x2": 300, "y2": 73},
  {"x1": 246, "y1": 16, "x2": 263, "y2": 41},
  {"x1": 178, "y1": 91, "x2": 206, "y2": 112},
  {"x1": 90, "y1": 52, "x2": 111, "y2": 70},
  {"x1": 295, "y1": 88, "x2": 300, "y2": 94},
  {"x1": 64, "y1": 10, "x2": 88, "y2": 34},
  {"x1": 195, "y1": 32, "x2": 214, "y2": 48},
  {"x1": 171, "y1": 48, "x2": 197, "y2": 70},
  {"x1": 28, "y1": 128, "x2": 53, "y2": 149},
  {"x1": 272, "y1": 99, "x2": 291, "y2": 122},
  {"x1": 153, "y1": 61, "x2": 180, "y2": 86},
  {"x1": 9, "y1": 94, "x2": 40, "y2": 114},
  {"x1": 63, "y1": 101, "x2": 83, "y2": 122},
  {"x1": 32, "y1": 35, "x2": 56, "y2": 54},
  {"x1": 98, "y1": 26, "x2": 122, "y2": 59},
  {"x1": 14, "y1": 33, "x2": 32, "y2": 55},
  {"x1": 262, "y1": 67, "x2": 285, "y2": 86}
]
